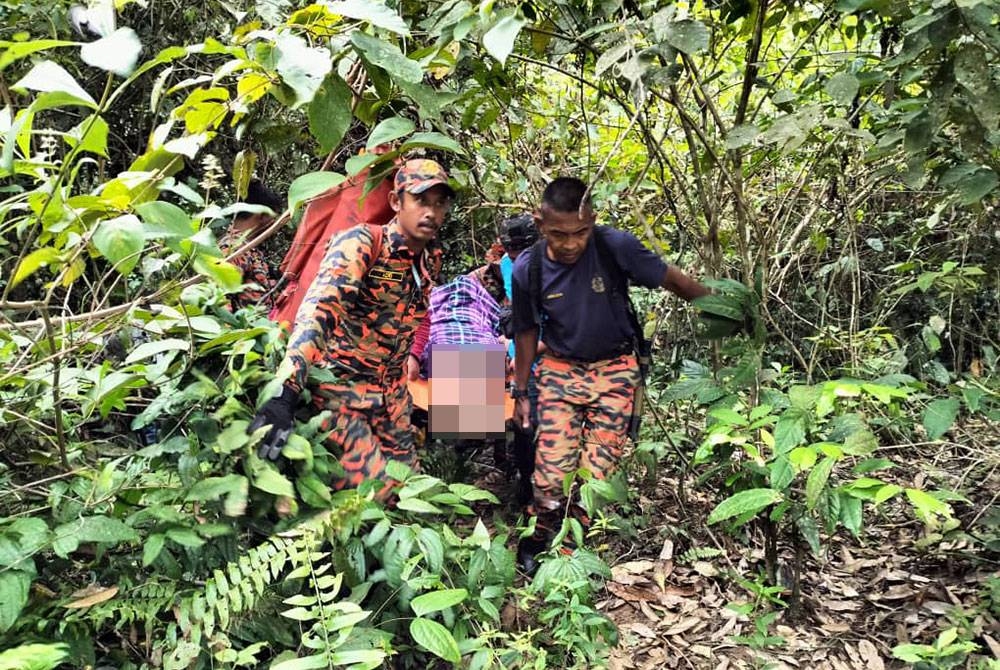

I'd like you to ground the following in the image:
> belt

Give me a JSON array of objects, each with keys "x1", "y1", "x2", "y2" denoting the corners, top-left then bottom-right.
[{"x1": 547, "y1": 341, "x2": 635, "y2": 365}]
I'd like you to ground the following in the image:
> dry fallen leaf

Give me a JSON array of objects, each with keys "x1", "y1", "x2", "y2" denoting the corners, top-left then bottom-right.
[
  {"x1": 693, "y1": 560, "x2": 720, "y2": 577},
  {"x1": 66, "y1": 585, "x2": 118, "y2": 609},
  {"x1": 857, "y1": 639, "x2": 884, "y2": 670},
  {"x1": 627, "y1": 622, "x2": 658, "y2": 640},
  {"x1": 662, "y1": 615, "x2": 702, "y2": 636},
  {"x1": 607, "y1": 582, "x2": 665, "y2": 604},
  {"x1": 659, "y1": 538, "x2": 674, "y2": 561}
]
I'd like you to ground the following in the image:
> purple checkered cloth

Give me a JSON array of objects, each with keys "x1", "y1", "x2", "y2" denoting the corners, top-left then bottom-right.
[{"x1": 427, "y1": 275, "x2": 502, "y2": 352}]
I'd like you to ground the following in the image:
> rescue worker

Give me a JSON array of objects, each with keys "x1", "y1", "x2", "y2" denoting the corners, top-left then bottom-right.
[{"x1": 219, "y1": 179, "x2": 284, "y2": 310}]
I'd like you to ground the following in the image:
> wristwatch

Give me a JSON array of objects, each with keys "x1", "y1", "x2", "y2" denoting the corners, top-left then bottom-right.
[{"x1": 510, "y1": 387, "x2": 529, "y2": 400}]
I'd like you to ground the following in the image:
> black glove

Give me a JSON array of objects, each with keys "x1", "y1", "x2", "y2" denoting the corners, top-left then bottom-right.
[{"x1": 248, "y1": 385, "x2": 298, "y2": 460}]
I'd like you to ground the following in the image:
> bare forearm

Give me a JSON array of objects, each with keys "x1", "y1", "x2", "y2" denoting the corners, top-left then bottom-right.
[
  {"x1": 513, "y1": 329, "x2": 539, "y2": 389},
  {"x1": 661, "y1": 265, "x2": 709, "y2": 301}
]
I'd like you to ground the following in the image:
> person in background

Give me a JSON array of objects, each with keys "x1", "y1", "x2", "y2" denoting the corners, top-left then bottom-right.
[{"x1": 220, "y1": 179, "x2": 284, "y2": 310}]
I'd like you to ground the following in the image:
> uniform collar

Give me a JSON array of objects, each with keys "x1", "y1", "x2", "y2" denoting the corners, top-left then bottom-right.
[{"x1": 385, "y1": 218, "x2": 440, "y2": 261}]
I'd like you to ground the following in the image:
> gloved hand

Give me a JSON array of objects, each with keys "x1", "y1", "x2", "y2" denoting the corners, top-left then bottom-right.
[{"x1": 248, "y1": 385, "x2": 298, "y2": 460}]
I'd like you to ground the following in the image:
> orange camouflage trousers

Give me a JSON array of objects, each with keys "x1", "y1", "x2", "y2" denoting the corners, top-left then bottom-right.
[
  {"x1": 532, "y1": 352, "x2": 639, "y2": 514},
  {"x1": 313, "y1": 375, "x2": 415, "y2": 499}
]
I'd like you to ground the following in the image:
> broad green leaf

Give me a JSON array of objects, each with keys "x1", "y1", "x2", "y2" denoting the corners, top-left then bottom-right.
[
  {"x1": 410, "y1": 617, "x2": 461, "y2": 664},
  {"x1": 136, "y1": 200, "x2": 194, "y2": 240},
  {"x1": 142, "y1": 533, "x2": 166, "y2": 566},
  {"x1": 0, "y1": 39, "x2": 76, "y2": 71},
  {"x1": 774, "y1": 412, "x2": 807, "y2": 454},
  {"x1": 874, "y1": 484, "x2": 902, "y2": 505},
  {"x1": 288, "y1": 171, "x2": 346, "y2": 213},
  {"x1": 80, "y1": 27, "x2": 142, "y2": 77},
  {"x1": 193, "y1": 254, "x2": 242, "y2": 292},
  {"x1": 789, "y1": 446, "x2": 818, "y2": 472},
  {"x1": 308, "y1": 74, "x2": 353, "y2": 153},
  {"x1": 707, "y1": 488, "x2": 782, "y2": 525},
  {"x1": 957, "y1": 168, "x2": 998, "y2": 205},
  {"x1": 769, "y1": 456, "x2": 794, "y2": 490},
  {"x1": 661, "y1": 19, "x2": 709, "y2": 54},
  {"x1": 10, "y1": 247, "x2": 61, "y2": 288},
  {"x1": 922, "y1": 398, "x2": 960, "y2": 440},
  {"x1": 351, "y1": 32, "x2": 422, "y2": 84},
  {"x1": 0, "y1": 571, "x2": 32, "y2": 633},
  {"x1": 328, "y1": 650, "x2": 388, "y2": 666},
  {"x1": 806, "y1": 458, "x2": 836, "y2": 510},
  {"x1": 693, "y1": 294, "x2": 744, "y2": 320},
  {"x1": 395, "y1": 498, "x2": 443, "y2": 514},
  {"x1": 344, "y1": 152, "x2": 383, "y2": 176},
  {"x1": 400, "y1": 131, "x2": 464, "y2": 154},
  {"x1": 12, "y1": 60, "x2": 96, "y2": 105},
  {"x1": 93, "y1": 214, "x2": 144, "y2": 275},
  {"x1": 124, "y1": 338, "x2": 188, "y2": 364},
  {"x1": 186, "y1": 474, "x2": 247, "y2": 502},
  {"x1": 57, "y1": 516, "x2": 139, "y2": 544},
  {"x1": 65, "y1": 114, "x2": 109, "y2": 156},
  {"x1": 270, "y1": 654, "x2": 329, "y2": 670},
  {"x1": 824, "y1": 72, "x2": 859, "y2": 106},
  {"x1": 725, "y1": 124, "x2": 759, "y2": 149},
  {"x1": 839, "y1": 493, "x2": 862, "y2": 536},
  {"x1": 905, "y1": 488, "x2": 953, "y2": 522},
  {"x1": 796, "y1": 516, "x2": 821, "y2": 556},
  {"x1": 273, "y1": 33, "x2": 332, "y2": 107},
  {"x1": 482, "y1": 14, "x2": 526, "y2": 66},
  {"x1": 410, "y1": 588, "x2": 468, "y2": 616},
  {"x1": 251, "y1": 465, "x2": 295, "y2": 497},
  {"x1": 366, "y1": 116, "x2": 415, "y2": 149},
  {"x1": 842, "y1": 429, "x2": 877, "y2": 455},
  {"x1": 325, "y1": 0, "x2": 410, "y2": 35}
]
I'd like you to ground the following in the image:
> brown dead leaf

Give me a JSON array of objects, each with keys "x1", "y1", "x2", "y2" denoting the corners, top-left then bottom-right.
[
  {"x1": 879, "y1": 584, "x2": 918, "y2": 601},
  {"x1": 501, "y1": 601, "x2": 518, "y2": 629},
  {"x1": 627, "y1": 622, "x2": 658, "y2": 640},
  {"x1": 921, "y1": 600, "x2": 953, "y2": 615},
  {"x1": 982, "y1": 634, "x2": 1000, "y2": 659},
  {"x1": 691, "y1": 644, "x2": 712, "y2": 658},
  {"x1": 66, "y1": 585, "x2": 118, "y2": 609},
  {"x1": 615, "y1": 560, "x2": 656, "y2": 575},
  {"x1": 662, "y1": 615, "x2": 702, "y2": 636},
  {"x1": 607, "y1": 582, "x2": 664, "y2": 604},
  {"x1": 823, "y1": 599, "x2": 862, "y2": 612},
  {"x1": 857, "y1": 639, "x2": 884, "y2": 670},
  {"x1": 693, "y1": 560, "x2": 720, "y2": 577},
  {"x1": 659, "y1": 538, "x2": 674, "y2": 561}
]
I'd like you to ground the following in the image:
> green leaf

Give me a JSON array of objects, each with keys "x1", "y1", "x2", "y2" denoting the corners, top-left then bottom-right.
[
  {"x1": 769, "y1": 456, "x2": 794, "y2": 490},
  {"x1": 93, "y1": 214, "x2": 144, "y2": 275},
  {"x1": 410, "y1": 617, "x2": 461, "y2": 664},
  {"x1": 80, "y1": 27, "x2": 142, "y2": 77},
  {"x1": 922, "y1": 398, "x2": 960, "y2": 440},
  {"x1": 57, "y1": 516, "x2": 139, "y2": 546},
  {"x1": 10, "y1": 247, "x2": 61, "y2": 288},
  {"x1": 251, "y1": 465, "x2": 295, "y2": 497},
  {"x1": 186, "y1": 475, "x2": 248, "y2": 502},
  {"x1": 65, "y1": 114, "x2": 109, "y2": 156},
  {"x1": 796, "y1": 516, "x2": 821, "y2": 556},
  {"x1": 193, "y1": 254, "x2": 242, "y2": 292},
  {"x1": 806, "y1": 457, "x2": 836, "y2": 510},
  {"x1": 693, "y1": 294, "x2": 744, "y2": 320},
  {"x1": 12, "y1": 60, "x2": 96, "y2": 106},
  {"x1": 328, "y1": 650, "x2": 388, "y2": 666},
  {"x1": 707, "y1": 488, "x2": 782, "y2": 525},
  {"x1": 0, "y1": 39, "x2": 76, "y2": 71},
  {"x1": 725, "y1": 124, "x2": 759, "y2": 149},
  {"x1": 308, "y1": 74, "x2": 353, "y2": 153},
  {"x1": 232, "y1": 150, "x2": 256, "y2": 200},
  {"x1": 774, "y1": 412, "x2": 807, "y2": 454},
  {"x1": 957, "y1": 168, "x2": 998, "y2": 205},
  {"x1": 0, "y1": 642, "x2": 69, "y2": 669},
  {"x1": 0, "y1": 571, "x2": 32, "y2": 633},
  {"x1": 824, "y1": 72, "x2": 859, "y2": 106},
  {"x1": 874, "y1": 483, "x2": 902, "y2": 506},
  {"x1": 399, "y1": 131, "x2": 464, "y2": 154},
  {"x1": 324, "y1": 0, "x2": 410, "y2": 34},
  {"x1": 395, "y1": 498, "x2": 443, "y2": 514},
  {"x1": 661, "y1": 19, "x2": 709, "y2": 54},
  {"x1": 288, "y1": 171, "x2": 347, "y2": 213},
  {"x1": 143, "y1": 533, "x2": 166, "y2": 567},
  {"x1": 842, "y1": 429, "x2": 877, "y2": 455},
  {"x1": 482, "y1": 14, "x2": 526, "y2": 66},
  {"x1": 411, "y1": 588, "x2": 468, "y2": 616},
  {"x1": 270, "y1": 654, "x2": 330, "y2": 670},
  {"x1": 273, "y1": 33, "x2": 332, "y2": 107},
  {"x1": 839, "y1": 493, "x2": 862, "y2": 536},
  {"x1": 124, "y1": 338, "x2": 188, "y2": 364},
  {"x1": 366, "y1": 116, "x2": 415, "y2": 150},
  {"x1": 352, "y1": 32, "x2": 422, "y2": 84}
]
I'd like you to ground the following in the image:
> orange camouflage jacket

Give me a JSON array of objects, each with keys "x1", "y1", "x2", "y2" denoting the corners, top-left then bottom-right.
[{"x1": 284, "y1": 219, "x2": 442, "y2": 394}]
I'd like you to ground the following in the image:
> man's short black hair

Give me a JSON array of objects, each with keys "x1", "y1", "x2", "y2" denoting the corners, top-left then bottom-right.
[
  {"x1": 236, "y1": 179, "x2": 284, "y2": 219},
  {"x1": 541, "y1": 177, "x2": 590, "y2": 213},
  {"x1": 500, "y1": 213, "x2": 539, "y2": 253}
]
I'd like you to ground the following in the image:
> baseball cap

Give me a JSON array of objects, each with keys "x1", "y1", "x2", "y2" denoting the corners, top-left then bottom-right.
[
  {"x1": 394, "y1": 159, "x2": 455, "y2": 197},
  {"x1": 500, "y1": 213, "x2": 539, "y2": 253}
]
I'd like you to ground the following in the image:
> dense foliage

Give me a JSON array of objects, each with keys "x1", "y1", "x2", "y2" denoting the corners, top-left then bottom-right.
[{"x1": 1, "y1": 0, "x2": 997, "y2": 668}]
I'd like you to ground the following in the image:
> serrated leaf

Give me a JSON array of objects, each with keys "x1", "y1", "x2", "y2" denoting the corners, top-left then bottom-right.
[
  {"x1": 482, "y1": 14, "x2": 526, "y2": 66},
  {"x1": 707, "y1": 488, "x2": 782, "y2": 525},
  {"x1": 309, "y1": 74, "x2": 353, "y2": 153},
  {"x1": 352, "y1": 32, "x2": 422, "y2": 84},
  {"x1": 80, "y1": 27, "x2": 142, "y2": 77},
  {"x1": 922, "y1": 398, "x2": 960, "y2": 440},
  {"x1": 410, "y1": 617, "x2": 461, "y2": 664},
  {"x1": 411, "y1": 588, "x2": 468, "y2": 616},
  {"x1": 366, "y1": 116, "x2": 415, "y2": 149}
]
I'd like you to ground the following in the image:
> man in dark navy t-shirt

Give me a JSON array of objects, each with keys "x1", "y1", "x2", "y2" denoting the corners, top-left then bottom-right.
[{"x1": 510, "y1": 177, "x2": 708, "y2": 566}]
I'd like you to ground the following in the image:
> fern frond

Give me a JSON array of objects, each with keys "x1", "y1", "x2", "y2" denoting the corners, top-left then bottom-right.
[{"x1": 676, "y1": 546, "x2": 725, "y2": 565}]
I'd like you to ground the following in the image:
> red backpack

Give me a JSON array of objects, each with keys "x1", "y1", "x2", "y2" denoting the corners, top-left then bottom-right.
[{"x1": 269, "y1": 170, "x2": 395, "y2": 328}]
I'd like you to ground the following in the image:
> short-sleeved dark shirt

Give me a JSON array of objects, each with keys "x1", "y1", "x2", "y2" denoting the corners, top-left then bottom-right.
[{"x1": 511, "y1": 226, "x2": 668, "y2": 362}]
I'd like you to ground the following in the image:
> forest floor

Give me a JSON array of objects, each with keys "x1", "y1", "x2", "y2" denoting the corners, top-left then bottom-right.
[
  {"x1": 599, "y1": 422, "x2": 1000, "y2": 670},
  {"x1": 448, "y1": 415, "x2": 1000, "y2": 670}
]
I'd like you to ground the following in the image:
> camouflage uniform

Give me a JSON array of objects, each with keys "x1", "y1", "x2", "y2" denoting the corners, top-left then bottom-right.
[
  {"x1": 220, "y1": 235, "x2": 277, "y2": 309},
  {"x1": 285, "y1": 219, "x2": 442, "y2": 492}
]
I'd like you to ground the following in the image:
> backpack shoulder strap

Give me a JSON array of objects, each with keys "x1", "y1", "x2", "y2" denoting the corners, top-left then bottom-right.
[
  {"x1": 365, "y1": 223, "x2": 384, "y2": 272},
  {"x1": 593, "y1": 227, "x2": 650, "y2": 358},
  {"x1": 528, "y1": 239, "x2": 545, "y2": 326}
]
